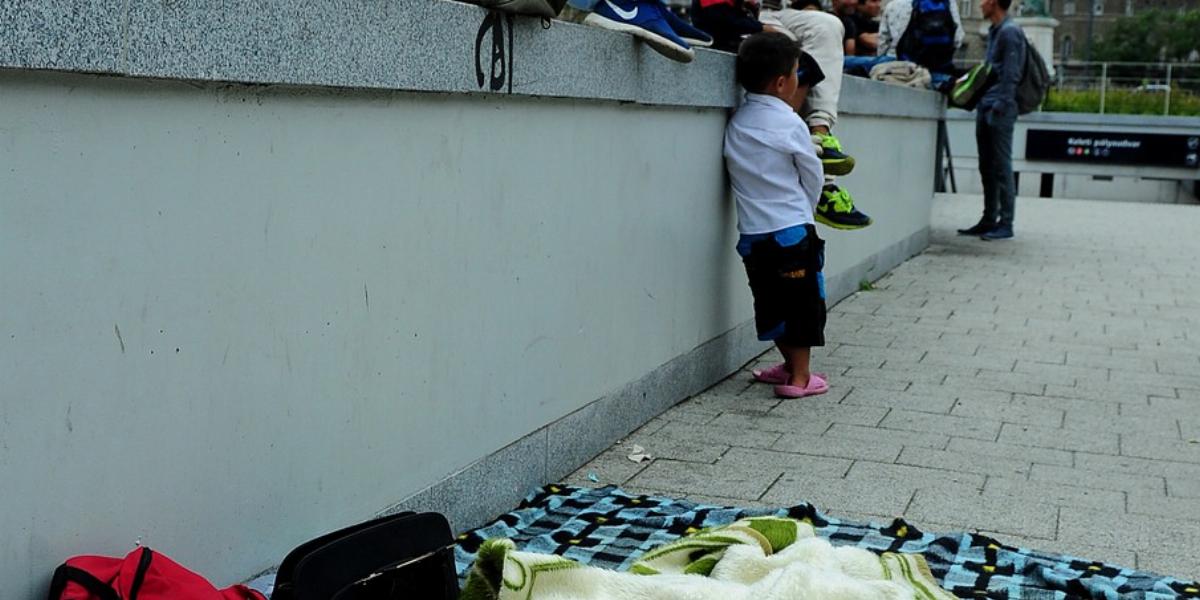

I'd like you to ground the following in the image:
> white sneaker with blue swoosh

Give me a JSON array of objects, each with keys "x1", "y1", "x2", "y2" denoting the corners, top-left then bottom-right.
[{"x1": 583, "y1": 0, "x2": 695, "y2": 63}]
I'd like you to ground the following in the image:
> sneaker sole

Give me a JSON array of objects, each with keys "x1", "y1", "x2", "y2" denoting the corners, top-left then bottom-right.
[
  {"x1": 821, "y1": 156, "x2": 855, "y2": 176},
  {"x1": 584, "y1": 13, "x2": 695, "y2": 63},
  {"x1": 816, "y1": 214, "x2": 873, "y2": 230}
]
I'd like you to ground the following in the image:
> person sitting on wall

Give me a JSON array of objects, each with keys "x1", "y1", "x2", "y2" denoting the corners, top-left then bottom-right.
[
  {"x1": 837, "y1": 0, "x2": 894, "y2": 76},
  {"x1": 876, "y1": 0, "x2": 963, "y2": 88},
  {"x1": 725, "y1": 32, "x2": 833, "y2": 398},
  {"x1": 830, "y1": 0, "x2": 860, "y2": 56},
  {"x1": 852, "y1": 0, "x2": 881, "y2": 55},
  {"x1": 690, "y1": 0, "x2": 776, "y2": 53},
  {"x1": 569, "y1": 0, "x2": 714, "y2": 63},
  {"x1": 757, "y1": 0, "x2": 873, "y2": 230}
]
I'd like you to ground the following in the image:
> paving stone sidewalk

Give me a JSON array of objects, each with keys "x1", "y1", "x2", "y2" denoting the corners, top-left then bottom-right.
[{"x1": 567, "y1": 194, "x2": 1200, "y2": 581}]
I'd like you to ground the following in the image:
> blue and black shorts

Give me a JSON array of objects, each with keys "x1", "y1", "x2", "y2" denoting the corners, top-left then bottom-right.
[{"x1": 737, "y1": 224, "x2": 827, "y2": 348}]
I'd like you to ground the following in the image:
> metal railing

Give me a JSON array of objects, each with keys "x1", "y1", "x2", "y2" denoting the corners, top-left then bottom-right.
[
  {"x1": 956, "y1": 60, "x2": 1200, "y2": 116},
  {"x1": 1055, "y1": 61, "x2": 1200, "y2": 115}
]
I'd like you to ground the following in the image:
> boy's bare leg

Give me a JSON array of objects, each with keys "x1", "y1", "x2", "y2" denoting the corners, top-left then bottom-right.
[{"x1": 775, "y1": 342, "x2": 811, "y2": 387}]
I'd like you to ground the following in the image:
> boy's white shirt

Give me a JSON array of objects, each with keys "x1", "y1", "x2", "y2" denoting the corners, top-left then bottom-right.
[{"x1": 724, "y1": 93, "x2": 824, "y2": 235}]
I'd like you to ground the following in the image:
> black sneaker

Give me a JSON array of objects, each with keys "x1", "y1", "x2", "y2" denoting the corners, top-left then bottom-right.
[
  {"x1": 812, "y1": 132, "x2": 855, "y2": 176},
  {"x1": 816, "y1": 185, "x2": 872, "y2": 230},
  {"x1": 957, "y1": 221, "x2": 996, "y2": 236},
  {"x1": 981, "y1": 225, "x2": 1014, "y2": 240}
]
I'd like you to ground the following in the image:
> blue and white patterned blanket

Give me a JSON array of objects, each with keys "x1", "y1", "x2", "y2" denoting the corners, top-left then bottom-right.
[{"x1": 454, "y1": 484, "x2": 1200, "y2": 599}]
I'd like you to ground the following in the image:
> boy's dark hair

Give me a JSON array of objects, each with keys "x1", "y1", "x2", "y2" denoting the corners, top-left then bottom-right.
[
  {"x1": 789, "y1": 0, "x2": 823, "y2": 9},
  {"x1": 996, "y1": 0, "x2": 1012, "y2": 9},
  {"x1": 736, "y1": 32, "x2": 801, "y2": 93}
]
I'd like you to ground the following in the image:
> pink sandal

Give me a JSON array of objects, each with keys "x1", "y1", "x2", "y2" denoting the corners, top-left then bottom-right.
[
  {"x1": 752, "y1": 363, "x2": 790, "y2": 384},
  {"x1": 773, "y1": 373, "x2": 829, "y2": 399},
  {"x1": 753, "y1": 363, "x2": 827, "y2": 385}
]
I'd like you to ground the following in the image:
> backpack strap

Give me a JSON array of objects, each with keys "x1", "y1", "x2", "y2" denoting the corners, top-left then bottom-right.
[
  {"x1": 127, "y1": 548, "x2": 155, "y2": 600},
  {"x1": 47, "y1": 565, "x2": 122, "y2": 600}
]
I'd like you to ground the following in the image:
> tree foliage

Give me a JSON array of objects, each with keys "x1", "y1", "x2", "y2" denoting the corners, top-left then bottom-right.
[{"x1": 1093, "y1": 9, "x2": 1200, "y2": 62}]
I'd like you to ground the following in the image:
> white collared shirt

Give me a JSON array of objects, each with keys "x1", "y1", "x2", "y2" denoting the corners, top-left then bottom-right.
[{"x1": 723, "y1": 93, "x2": 824, "y2": 235}]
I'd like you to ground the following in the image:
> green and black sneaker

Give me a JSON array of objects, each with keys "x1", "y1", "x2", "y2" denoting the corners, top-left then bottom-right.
[
  {"x1": 816, "y1": 185, "x2": 873, "y2": 230},
  {"x1": 813, "y1": 132, "x2": 856, "y2": 176}
]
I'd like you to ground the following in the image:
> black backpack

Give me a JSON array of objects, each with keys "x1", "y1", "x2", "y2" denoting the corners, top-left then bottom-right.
[
  {"x1": 272, "y1": 512, "x2": 459, "y2": 600},
  {"x1": 896, "y1": 0, "x2": 958, "y2": 70},
  {"x1": 1016, "y1": 39, "x2": 1051, "y2": 114}
]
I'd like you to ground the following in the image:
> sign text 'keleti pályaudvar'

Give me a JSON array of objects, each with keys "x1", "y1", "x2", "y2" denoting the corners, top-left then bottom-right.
[{"x1": 1025, "y1": 129, "x2": 1199, "y2": 169}]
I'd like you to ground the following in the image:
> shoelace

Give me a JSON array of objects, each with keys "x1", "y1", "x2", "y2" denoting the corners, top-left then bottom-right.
[
  {"x1": 817, "y1": 134, "x2": 843, "y2": 153},
  {"x1": 824, "y1": 187, "x2": 854, "y2": 213}
]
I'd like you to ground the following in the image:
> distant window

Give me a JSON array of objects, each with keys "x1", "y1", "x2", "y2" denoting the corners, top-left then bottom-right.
[
  {"x1": 1092, "y1": 0, "x2": 1103, "y2": 15},
  {"x1": 1125, "y1": 0, "x2": 1132, "y2": 14},
  {"x1": 1063, "y1": 0, "x2": 1075, "y2": 14},
  {"x1": 1062, "y1": 35, "x2": 1073, "y2": 59},
  {"x1": 961, "y1": 0, "x2": 972, "y2": 16}
]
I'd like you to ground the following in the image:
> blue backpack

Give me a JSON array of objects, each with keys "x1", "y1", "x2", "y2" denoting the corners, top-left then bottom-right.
[{"x1": 897, "y1": 0, "x2": 957, "y2": 69}]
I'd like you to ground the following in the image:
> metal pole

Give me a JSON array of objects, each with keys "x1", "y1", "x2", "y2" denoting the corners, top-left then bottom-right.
[
  {"x1": 1085, "y1": 0, "x2": 1096, "y2": 63},
  {"x1": 1165, "y1": 63, "x2": 1172, "y2": 116},
  {"x1": 1099, "y1": 62, "x2": 1107, "y2": 114}
]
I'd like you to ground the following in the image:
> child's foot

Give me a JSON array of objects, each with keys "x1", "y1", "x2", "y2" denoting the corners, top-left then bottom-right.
[
  {"x1": 583, "y1": 0, "x2": 695, "y2": 63},
  {"x1": 812, "y1": 132, "x2": 855, "y2": 176},
  {"x1": 774, "y1": 373, "x2": 829, "y2": 399},
  {"x1": 816, "y1": 184, "x2": 873, "y2": 230},
  {"x1": 752, "y1": 363, "x2": 827, "y2": 385}
]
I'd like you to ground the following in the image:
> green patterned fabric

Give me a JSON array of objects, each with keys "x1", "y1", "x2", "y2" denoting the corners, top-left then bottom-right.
[{"x1": 461, "y1": 516, "x2": 957, "y2": 600}]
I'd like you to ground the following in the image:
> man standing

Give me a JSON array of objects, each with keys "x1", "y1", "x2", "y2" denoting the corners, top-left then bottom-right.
[{"x1": 958, "y1": 0, "x2": 1025, "y2": 240}]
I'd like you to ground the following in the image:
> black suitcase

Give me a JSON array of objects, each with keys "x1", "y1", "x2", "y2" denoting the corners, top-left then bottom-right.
[{"x1": 272, "y1": 512, "x2": 459, "y2": 600}]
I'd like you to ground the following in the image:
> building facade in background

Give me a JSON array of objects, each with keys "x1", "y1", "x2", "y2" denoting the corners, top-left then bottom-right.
[{"x1": 953, "y1": 0, "x2": 1199, "y2": 61}]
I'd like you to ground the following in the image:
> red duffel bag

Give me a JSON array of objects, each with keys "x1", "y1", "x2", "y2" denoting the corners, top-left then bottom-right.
[{"x1": 49, "y1": 547, "x2": 265, "y2": 600}]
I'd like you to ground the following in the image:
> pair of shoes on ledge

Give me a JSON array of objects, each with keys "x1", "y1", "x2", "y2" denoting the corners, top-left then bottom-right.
[
  {"x1": 812, "y1": 133, "x2": 873, "y2": 231},
  {"x1": 583, "y1": 0, "x2": 712, "y2": 63}
]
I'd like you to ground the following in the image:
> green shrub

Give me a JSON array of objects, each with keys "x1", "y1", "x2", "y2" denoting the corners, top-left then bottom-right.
[{"x1": 1042, "y1": 87, "x2": 1200, "y2": 116}]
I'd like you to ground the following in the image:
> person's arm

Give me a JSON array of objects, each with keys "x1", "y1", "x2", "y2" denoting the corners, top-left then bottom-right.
[
  {"x1": 857, "y1": 31, "x2": 879, "y2": 54},
  {"x1": 876, "y1": 3, "x2": 896, "y2": 56},
  {"x1": 950, "y1": 0, "x2": 965, "y2": 48},
  {"x1": 792, "y1": 133, "x2": 825, "y2": 210},
  {"x1": 843, "y1": 16, "x2": 857, "y2": 55}
]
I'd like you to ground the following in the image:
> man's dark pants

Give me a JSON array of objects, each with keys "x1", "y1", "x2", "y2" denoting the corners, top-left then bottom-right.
[{"x1": 975, "y1": 107, "x2": 1017, "y2": 227}]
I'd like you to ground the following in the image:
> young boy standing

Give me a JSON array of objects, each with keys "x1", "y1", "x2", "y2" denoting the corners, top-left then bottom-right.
[{"x1": 725, "y1": 32, "x2": 830, "y2": 399}]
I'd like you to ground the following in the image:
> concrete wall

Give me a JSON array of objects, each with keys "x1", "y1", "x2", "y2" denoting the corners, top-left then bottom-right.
[
  {"x1": 945, "y1": 111, "x2": 1200, "y2": 203},
  {"x1": 0, "y1": 2, "x2": 942, "y2": 597}
]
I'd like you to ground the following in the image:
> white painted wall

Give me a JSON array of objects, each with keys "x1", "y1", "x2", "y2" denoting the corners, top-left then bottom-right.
[{"x1": 0, "y1": 70, "x2": 937, "y2": 598}]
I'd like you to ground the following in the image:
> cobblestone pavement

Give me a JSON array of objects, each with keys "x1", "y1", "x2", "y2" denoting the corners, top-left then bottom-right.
[{"x1": 567, "y1": 194, "x2": 1200, "y2": 581}]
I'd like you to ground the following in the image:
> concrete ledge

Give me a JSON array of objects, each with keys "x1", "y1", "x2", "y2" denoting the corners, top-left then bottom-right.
[
  {"x1": 1, "y1": 0, "x2": 737, "y2": 108},
  {"x1": 841, "y1": 76, "x2": 944, "y2": 120},
  {"x1": 1, "y1": 0, "x2": 944, "y2": 114},
  {"x1": 383, "y1": 225, "x2": 930, "y2": 533}
]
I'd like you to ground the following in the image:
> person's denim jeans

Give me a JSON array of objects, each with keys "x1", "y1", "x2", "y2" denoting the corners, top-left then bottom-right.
[
  {"x1": 976, "y1": 105, "x2": 1017, "y2": 227},
  {"x1": 842, "y1": 55, "x2": 894, "y2": 76}
]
